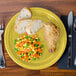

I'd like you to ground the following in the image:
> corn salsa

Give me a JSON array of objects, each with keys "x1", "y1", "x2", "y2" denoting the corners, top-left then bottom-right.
[{"x1": 14, "y1": 32, "x2": 44, "y2": 62}]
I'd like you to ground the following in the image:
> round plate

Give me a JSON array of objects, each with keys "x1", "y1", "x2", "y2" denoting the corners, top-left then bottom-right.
[{"x1": 4, "y1": 7, "x2": 67, "y2": 70}]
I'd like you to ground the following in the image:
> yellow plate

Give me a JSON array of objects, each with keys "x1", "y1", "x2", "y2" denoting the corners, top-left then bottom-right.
[{"x1": 4, "y1": 7, "x2": 67, "y2": 70}]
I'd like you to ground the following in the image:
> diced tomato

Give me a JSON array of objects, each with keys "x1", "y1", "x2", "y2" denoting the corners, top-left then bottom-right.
[
  {"x1": 33, "y1": 42, "x2": 36, "y2": 45},
  {"x1": 20, "y1": 36, "x2": 24, "y2": 39},
  {"x1": 31, "y1": 45, "x2": 34, "y2": 47},
  {"x1": 26, "y1": 58, "x2": 28, "y2": 62},
  {"x1": 37, "y1": 42, "x2": 40, "y2": 45},
  {"x1": 25, "y1": 48, "x2": 30, "y2": 52},
  {"x1": 25, "y1": 32, "x2": 28, "y2": 36},
  {"x1": 21, "y1": 57, "x2": 24, "y2": 60},
  {"x1": 39, "y1": 50, "x2": 42, "y2": 53},
  {"x1": 35, "y1": 54, "x2": 39, "y2": 58},
  {"x1": 38, "y1": 48, "x2": 42, "y2": 53},
  {"x1": 32, "y1": 36, "x2": 35, "y2": 39},
  {"x1": 38, "y1": 48, "x2": 41, "y2": 51},
  {"x1": 24, "y1": 55, "x2": 28, "y2": 59},
  {"x1": 25, "y1": 39, "x2": 30, "y2": 43},
  {"x1": 20, "y1": 42, "x2": 25, "y2": 46},
  {"x1": 31, "y1": 54, "x2": 34, "y2": 57},
  {"x1": 17, "y1": 51, "x2": 22, "y2": 55},
  {"x1": 17, "y1": 51, "x2": 26, "y2": 55},
  {"x1": 35, "y1": 49, "x2": 38, "y2": 52},
  {"x1": 22, "y1": 41, "x2": 25, "y2": 44},
  {"x1": 16, "y1": 44, "x2": 20, "y2": 48}
]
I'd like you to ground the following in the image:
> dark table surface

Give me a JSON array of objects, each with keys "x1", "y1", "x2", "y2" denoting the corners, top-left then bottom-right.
[{"x1": 0, "y1": 0, "x2": 76, "y2": 76}]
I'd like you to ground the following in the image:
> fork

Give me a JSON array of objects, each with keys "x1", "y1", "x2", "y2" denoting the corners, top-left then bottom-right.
[{"x1": 0, "y1": 20, "x2": 5, "y2": 68}]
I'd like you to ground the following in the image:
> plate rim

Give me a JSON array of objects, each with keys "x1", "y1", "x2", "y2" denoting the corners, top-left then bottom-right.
[{"x1": 4, "y1": 7, "x2": 67, "y2": 70}]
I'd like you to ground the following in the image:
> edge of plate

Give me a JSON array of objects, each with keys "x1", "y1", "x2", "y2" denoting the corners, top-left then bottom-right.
[{"x1": 4, "y1": 7, "x2": 67, "y2": 70}]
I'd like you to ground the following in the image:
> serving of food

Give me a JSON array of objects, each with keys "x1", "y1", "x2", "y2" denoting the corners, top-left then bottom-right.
[
  {"x1": 14, "y1": 33, "x2": 43, "y2": 62},
  {"x1": 4, "y1": 7, "x2": 67, "y2": 69}
]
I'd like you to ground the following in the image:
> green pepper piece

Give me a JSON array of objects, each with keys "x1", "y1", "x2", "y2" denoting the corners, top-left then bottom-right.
[
  {"x1": 27, "y1": 43, "x2": 29, "y2": 46},
  {"x1": 40, "y1": 53, "x2": 42, "y2": 56},
  {"x1": 34, "y1": 44, "x2": 38, "y2": 47},
  {"x1": 29, "y1": 51, "x2": 33, "y2": 54},
  {"x1": 36, "y1": 38, "x2": 40, "y2": 42},
  {"x1": 19, "y1": 55, "x2": 22, "y2": 58},
  {"x1": 37, "y1": 51, "x2": 39, "y2": 54},
  {"x1": 27, "y1": 46, "x2": 29, "y2": 48},
  {"x1": 14, "y1": 48, "x2": 18, "y2": 52},
  {"x1": 19, "y1": 39, "x2": 21, "y2": 42},
  {"x1": 29, "y1": 37, "x2": 32, "y2": 39},
  {"x1": 14, "y1": 40, "x2": 17, "y2": 45},
  {"x1": 21, "y1": 53, "x2": 24, "y2": 57},
  {"x1": 25, "y1": 35, "x2": 28, "y2": 39},
  {"x1": 29, "y1": 37, "x2": 33, "y2": 41},
  {"x1": 27, "y1": 43, "x2": 29, "y2": 48},
  {"x1": 31, "y1": 38, "x2": 33, "y2": 42},
  {"x1": 40, "y1": 44, "x2": 44, "y2": 48},
  {"x1": 32, "y1": 57, "x2": 36, "y2": 60}
]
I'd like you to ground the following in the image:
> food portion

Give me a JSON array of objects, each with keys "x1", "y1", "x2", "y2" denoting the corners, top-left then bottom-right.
[
  {"x1": 14, "y1": 7, "x2": 60, "y2": 53},
  {"x1": 43, "y1": 23, "x2": 59, "y2": 53},
  {"x1": 14, "y1": 32, "x2": 44, "y2": 62},
  {"x1": 14, "y1": 19, "x2": 32, "y2": 34},
  {"x1": 14, "y1": 19, "x2": 43, "y2": 34},
  {"x1": 15, "y1": 7, "x2": 32, "y2": 24},
  {"x1": 26, "y1": 19, "x2": 43, "y2": 35}
]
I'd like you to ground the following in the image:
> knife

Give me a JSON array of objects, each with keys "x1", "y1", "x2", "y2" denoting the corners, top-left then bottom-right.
[
  {"x1": 73, "y1": 19, "x2": 76, "y2": 66},
  {"x1": 67, "y1": 11, "x2": 73, "y2": 68}
]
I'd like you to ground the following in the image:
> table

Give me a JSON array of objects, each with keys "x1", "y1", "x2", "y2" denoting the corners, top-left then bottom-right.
[{"x1": 0, "y1": 0, "x2": 76, "y2": 76}]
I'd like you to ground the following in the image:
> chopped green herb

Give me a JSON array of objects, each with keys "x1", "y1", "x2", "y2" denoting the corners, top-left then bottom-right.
[
  {"x1": 34, "y1": 44, "x2": 38, "y2": 47},
  {"x1": 36, "y1": 38, "x2": 40, "y2": 41},
  {"x1": 29, "y1": 51, "x2": 33, "y2": 54},
  {"x1": 31, "y1": 38, "x2": 33, "y2": 42},
  {"x1": 19, "y1": 55, "x2": 22, "y2": 58},
  {"x1": 27, "y1": 43, "x2": 29, "y2": 46},
  {"x1": 25, "y1": 35, "x2": 28, "y2": 39},
  {"x1": 27, "y1": 43, "x2": 29, "y2": 48},
  {"x1": 21, "y1": 53, "x2": 24, "y2": 57},
  {"x1": 29, "y1": 37, "x2": 32, "y2": 39},
  {"x1": 40, "y1": 44, "x2": 44, "y2": 48},
  {"x1": 14, "y1": 48, "x2": 18, "y2": 52},
  {"x1": 40, "y1": 53, "x2": 42, "y2": 56},
  {"x1": 32, "y1": 57, "x2": 36, "y2": 60},
  {"x1": 19, "y1": 39, "x2": 21, "y2": 41},
  {"x1": 27, "y1": 46, "x2": 29, "y2": 48}
]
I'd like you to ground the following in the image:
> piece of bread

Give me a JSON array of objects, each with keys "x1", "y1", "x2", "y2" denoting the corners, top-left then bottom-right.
[
  {"x1": 43, "y1": 23, "x2": 59, "y2": 53},
  {"x1": 14, "y1": 19, "x2": 43, "y2": 34},
  {"x1": 15, "y1": 7, "x2": 32, "y2": 24},
  {"x1": 14, "y1": 19, "x2": 32, "y2": 34},
  {"x1": 26, "y1": 19, "x2": 43, "y2": 35}
]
